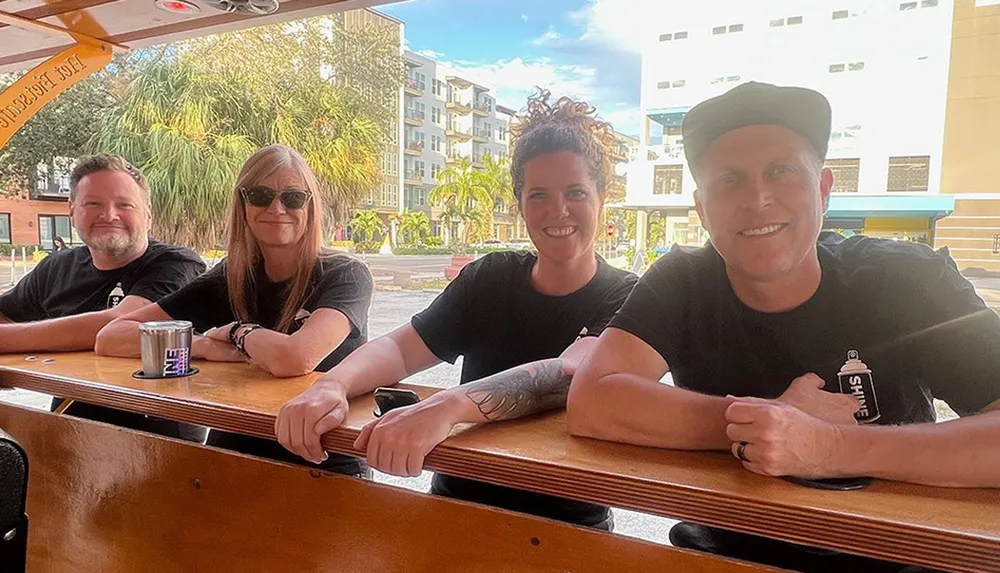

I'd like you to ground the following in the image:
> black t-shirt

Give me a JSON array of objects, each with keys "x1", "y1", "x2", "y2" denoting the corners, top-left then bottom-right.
[
  {"x1": 0, "y1": 241, "x2": 206, "y2": 322},
  {"x1": 412, "y1": 251, "x2": 638, "y2": 526},
  {"x1": 158, "y1": 252, "x2": 373, "y2": 372},
  {"x1": 610, "y1": 233, "x2": 1000, "y2": 425}
]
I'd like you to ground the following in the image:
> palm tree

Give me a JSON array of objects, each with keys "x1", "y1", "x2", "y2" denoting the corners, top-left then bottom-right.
[
  {"x1": 397, "y1": 210, "x2": 431, "y2": 246},
  {"x1": 481, "y1": 153, "x2": 514, "y2": 212},
  {"x1": 349, "y1": 209, "x2": 383, "y2": 243},
  {"x1": 88, "y1": 19, "x2": 393, "y2": 251},
  {"x1": 428, "y1": 157, "x2": 495, "y2": 248}
]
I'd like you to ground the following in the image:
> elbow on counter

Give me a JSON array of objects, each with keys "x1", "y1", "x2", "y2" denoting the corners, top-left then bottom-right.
[
  {"x1": 566, "y1": 369, "x2": 607, "y2": 440},
  {"x1": 94, "y1": 320, "x2": 123, "y2": 357},
  {"x1": 263, "y1": 344, "x2": 317, "y2": 379}
]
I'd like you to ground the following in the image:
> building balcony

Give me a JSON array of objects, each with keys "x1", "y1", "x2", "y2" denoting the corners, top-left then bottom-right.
[
  {"x1": 445, "y1": 126, "x2": 472, "y2": 141},
  {"x1": 405, "y1": 78, "x2": 423, "y2": 96},
  {"x1": 404, "y1": 171, "x2": 423, "y2": 185},
  {"x1": 612, "y1": 144, "x2": 632, "y2": 162},
  {"x1": 446, "y1": 75, "x2": 472, "y2": 89},
  {"x1": 472, "y1": 100, "x2": 491, "y2": 116},
  {"x1": 446, "y1": 98, "x2": 472, "y2": 114},
  {"x1": 445, "y1": 152, "x2": 470, "y2": 165},
  {"x1": 472, "y1": 128, "x2": 491, "y2": 142},
  {"x1": 404, "y1": 109, "x2": 425, "y2": 126},
  {"x1": 404, "y1": 141, "x2": 425, "y2": 156}
]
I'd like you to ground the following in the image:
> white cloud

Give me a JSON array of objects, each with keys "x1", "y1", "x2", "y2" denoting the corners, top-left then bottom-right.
[
  {"x1": 532, "y1": 25, "x2": 561, "y2": 46},
  {"x1": 415, "y1": 49, "x2": 444, "y2": 59},
  {"x1": 568, "y1": 0, "x2": 683, "y2": 53},
  {"x1": 443, "y1": 57, "x2": 597, "y2": 110},
  {"x1": 436, "y1": 55, "x2": 640, "y2": 136},
  {"x1": 521, "y1": 13, "x2": 529, "y2": 22}
]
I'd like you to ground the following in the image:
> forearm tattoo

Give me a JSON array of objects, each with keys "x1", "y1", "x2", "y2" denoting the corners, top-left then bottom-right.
[{"x1": 464, "y1": 359, "x2": 571, "y2": 421}]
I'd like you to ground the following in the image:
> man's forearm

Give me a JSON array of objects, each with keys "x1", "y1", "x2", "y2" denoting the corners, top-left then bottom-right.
[
  {"x1": 0, "y1": 311, "x2": 119, "y2": 352},
  {"x1": 838, "y1": 410, "x2": 1000, "y2": 488},
  {"x1": 568, "y1": 372, "x2": 735, "y2": 450}
]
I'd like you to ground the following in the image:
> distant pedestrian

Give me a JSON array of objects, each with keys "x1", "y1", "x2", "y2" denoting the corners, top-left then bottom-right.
[{"x1": 52, "y1": 236, "x2": 68, "y2": 252}]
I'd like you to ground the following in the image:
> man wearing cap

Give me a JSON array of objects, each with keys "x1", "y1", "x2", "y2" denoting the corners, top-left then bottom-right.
[{"x1": 567, "y1": 82, "x2": 1000, "y2": 572}]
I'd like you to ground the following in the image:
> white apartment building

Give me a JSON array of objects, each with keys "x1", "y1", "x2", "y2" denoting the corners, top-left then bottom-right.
[
  {"x1": 402, "y1": 50, "x2": 513, "y2": 240},
  {"x1": 624, "y1": 0, "x2": 957, "y2": 248}
]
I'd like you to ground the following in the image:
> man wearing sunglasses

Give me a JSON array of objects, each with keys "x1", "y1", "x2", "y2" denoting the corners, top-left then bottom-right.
[{"x1": 0, "y1": 154, "x2": 206, "y2": 438}]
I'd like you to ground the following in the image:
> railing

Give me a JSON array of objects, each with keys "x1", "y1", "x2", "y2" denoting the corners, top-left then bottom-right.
[
  {"x1": 446, "y1": 126, "x2": 471, "y2": 137},
  {"x1": 473, "y1": 128, "x2": 491, "y2": 139},
  {"x1": 473, "y1": 100, "x2": 491, "y2": 113},
  {"x1": 405, "y1": 78, "x2": 423, "y2": 92},
  {"x1": 404, "y1": 170, "x2": 424, "y2": 182},
  {"x1": 406, "y1": 141, "x2": 425, "y2": 152},
  {"x1": 639, "y1": 143, "x2": 685, "y2": 163},
  {"x1": 404, "y1": 108, "x2": 425, "y2": 121}
]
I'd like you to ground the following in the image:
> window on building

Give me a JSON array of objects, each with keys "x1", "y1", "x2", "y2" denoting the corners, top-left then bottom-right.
[
  {"x1": 0, "y1": 213, "x2": 10, "y2": 244},
  {"x1": 728, "y1": 24, "x2": 744, "y2": 33},
  {"x1": 993, "y1": 234, "x2": 1000, "y2": 255},
  {"x1": 825, "y1": 158, "x2": 861, "y2": 192},
  {"x1": 770, "y1": 18, "x2": 785, "y2": 27},
  {"x1": 659, "y1": 33, "x2": 672, "y2": 41},
  {"x1": 674, "y1": 31, "x2": 689, "y2": 39},
  {"x1": 432, "y1": 79, "x2": 446, "y2": 98},
  {"x1": 887, "y1": 156, "x2": 931, "y2": 192},
  {"x1": 672, "y1": 80, "x2": 686, "y2": 88},
  {"x1": 657, "y1": 81, "x2": 672, "y2": 89},
  {"x1": 38, "y1": 215, "x2": 73, "y2": 249},
  {"x1": 832, "y1": 9, "x2": 849, "y2": 19},
  {"x1": 431, "y1": 135, "x2": 442, "y2": 152},
  {"x1": 431, "y1": 164, "x2": 441, "y2": 180},
  {"x1": 787, "y1": 16, "x2": 803, "y2": 25},
  {"x1": 653, "y1": 165, "x2": 684, "y2": 195},
  {"x1": 498, "y1": 127, "x2": 506, "y2": 142},
  {"x1": 829, "y1": 63, "x2": 846, "y2": 73},
  {"x1": 899, "y1": 1, "x2": 918, "y2": 9},
  {"x1": 431, "y1": 107, "x2": 442, "y2": 125},
  {"x1": 415, "y1": 160, "x2": 426, "y2": 177},
  {"x1": 712, "y1": 25, "x2": 727, "y2": 35},
  {"x1": 848, "y1": 62, "x2": 866, "y2": 71}
]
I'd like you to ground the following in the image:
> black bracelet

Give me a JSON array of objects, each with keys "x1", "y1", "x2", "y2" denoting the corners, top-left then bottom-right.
[
  {"x1": 235, "y1": 324, "x2": 262, "y2": 356},
  {"x1": 228, "y1": 322, "x2": 247, "y2": 347}
]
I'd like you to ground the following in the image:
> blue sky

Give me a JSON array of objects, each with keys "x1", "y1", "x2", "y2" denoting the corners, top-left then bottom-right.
[{"x1": 380, "y1": 0, "x2": 643, "y2": 138}]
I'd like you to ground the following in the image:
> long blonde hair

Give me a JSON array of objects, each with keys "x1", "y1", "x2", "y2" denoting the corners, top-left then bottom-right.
[{"x1": 227, "y1": 144, "x2": 325, "y2": 333}]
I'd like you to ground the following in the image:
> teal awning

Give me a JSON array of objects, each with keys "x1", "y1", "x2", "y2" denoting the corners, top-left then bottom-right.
[
  {"x1": 647, "y1": 107, "x2": 691, "y2": 128},
  {"x1": 825, "y1": 194, "x2": 955, "y2": 219}
]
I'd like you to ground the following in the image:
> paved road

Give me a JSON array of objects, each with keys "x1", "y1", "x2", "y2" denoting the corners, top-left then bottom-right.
[{"x1": 0, "y1": 289, "x2": 678, "y2": 546}]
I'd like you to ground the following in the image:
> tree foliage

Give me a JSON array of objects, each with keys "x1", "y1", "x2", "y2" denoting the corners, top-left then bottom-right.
[
  {"x1": 395, "y1": 210, "x2": 431, "y2": 246},
  {"x1": 85, "y1": 16, "x2": 403, "y2": 250},
  {"x1": 428, "y1": 157, "x2": 496, "y2": 247}
]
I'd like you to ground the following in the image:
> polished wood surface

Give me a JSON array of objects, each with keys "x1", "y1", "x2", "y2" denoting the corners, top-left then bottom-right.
[
  {"x1": 0, "y1": 402, "x2": 777, "y2": 573},
  {"x1": 1, "y1": 352, "x2": 999, "y2": 572}
]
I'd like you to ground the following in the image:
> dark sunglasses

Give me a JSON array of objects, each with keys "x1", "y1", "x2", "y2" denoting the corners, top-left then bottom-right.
[{"x1": 240, "y1": 186, "x2": 312, "y2": 210}]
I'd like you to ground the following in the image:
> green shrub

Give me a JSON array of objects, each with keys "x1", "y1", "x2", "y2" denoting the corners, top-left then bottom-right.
[
  {"x1": 423, "y1": 236, "x2": 444, "y2": 247},
  {"x1": 354, "y1": 240, "x2": 382, "y2": 254},
  {"x1": 0, "y1": 244, "x2": 41, "y2": 257}
]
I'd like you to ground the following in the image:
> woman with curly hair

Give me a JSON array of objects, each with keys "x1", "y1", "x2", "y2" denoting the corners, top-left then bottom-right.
[{"x1": 276, "y1": 91, "x2": 637, "y2": 529}]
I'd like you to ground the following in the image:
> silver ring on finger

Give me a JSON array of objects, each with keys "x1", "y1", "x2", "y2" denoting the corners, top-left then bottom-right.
[{"x1": 736, "y1": 441, "x2": 751, "y2": 463}]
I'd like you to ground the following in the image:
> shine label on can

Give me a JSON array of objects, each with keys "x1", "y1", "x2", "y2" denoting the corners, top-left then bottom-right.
[
  {"x1": 836, "y1": 349, "x2": 880, "y2": 424},
  {"x1": 139, "y1": 320, "x2": 194, "y2": 378}
]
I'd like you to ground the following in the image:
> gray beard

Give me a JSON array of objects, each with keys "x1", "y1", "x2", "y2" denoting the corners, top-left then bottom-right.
[{"x1": 84, "y1": 232, "x2": 141, "y2": 258}]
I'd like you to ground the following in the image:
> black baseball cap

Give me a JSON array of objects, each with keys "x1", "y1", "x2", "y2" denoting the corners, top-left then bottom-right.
[{"x1": 681, "y1": 82, "x2": 832, "y2": 173}]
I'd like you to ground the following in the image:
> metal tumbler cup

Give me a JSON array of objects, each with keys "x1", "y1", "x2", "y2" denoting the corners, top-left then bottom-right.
[{"x1": 138, "y1": 321, "x2": 194, "y2": 378}]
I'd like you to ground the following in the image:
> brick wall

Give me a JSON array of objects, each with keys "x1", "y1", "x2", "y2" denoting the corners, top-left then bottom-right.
[{"x1": 0, "y1": 193, "x2": 70, "y2": 245}]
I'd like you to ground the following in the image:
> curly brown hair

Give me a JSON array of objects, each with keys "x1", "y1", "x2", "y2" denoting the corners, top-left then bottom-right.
[{"x1": 510, "y1": 89, "x2": 616, "y2": 202}]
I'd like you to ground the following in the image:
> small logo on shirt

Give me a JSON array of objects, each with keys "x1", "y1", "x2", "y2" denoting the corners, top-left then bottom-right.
[
  {"x1": 107, "y1": 282, "x2": 125, "y2": 309},
  {"x1": 836, "y1": 349, "x2": 880, "y2": 423}
]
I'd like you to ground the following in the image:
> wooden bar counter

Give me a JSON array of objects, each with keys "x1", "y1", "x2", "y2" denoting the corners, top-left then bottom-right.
[{"x1": 1, "y1": 352, "x2": 998, "y2": 572}]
